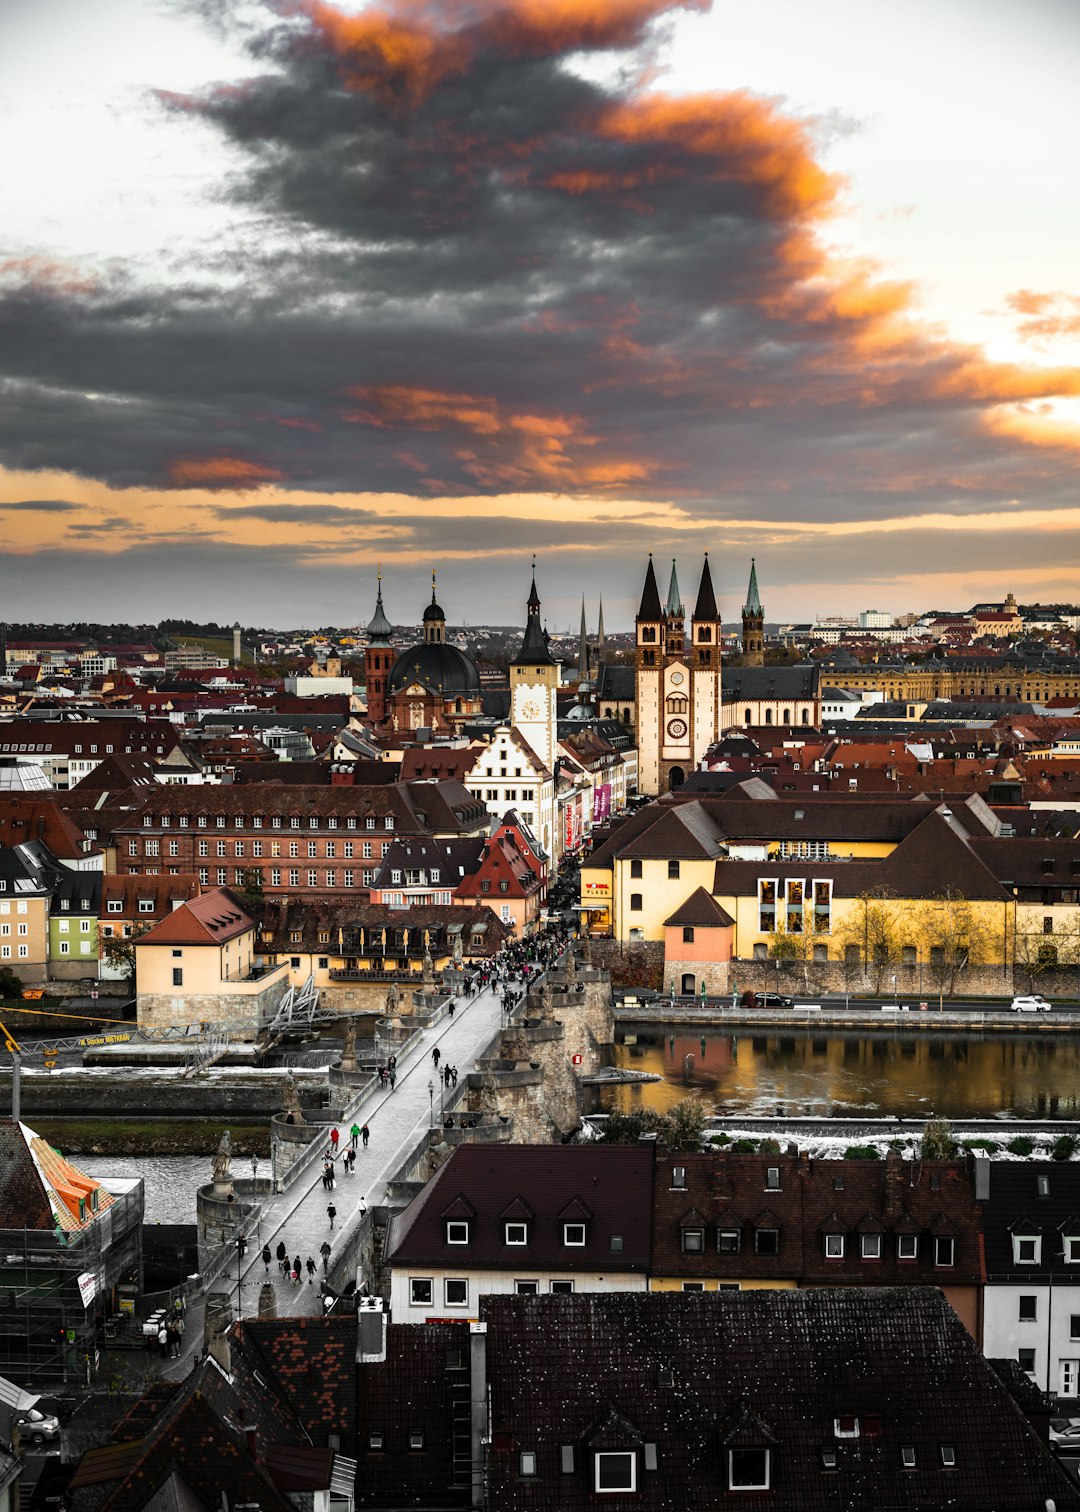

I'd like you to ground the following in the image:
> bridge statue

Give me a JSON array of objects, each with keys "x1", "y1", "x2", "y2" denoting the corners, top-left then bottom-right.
[
  {"x1": 282, "y1": 1073, "x2": 304, "y2": 1125},
  {"x1": 211, "y1": 1129, "x2": 233, "y2": 1185},
  {"x1": 386, "y1": 980, "x2": 399, "y2": 1014}
]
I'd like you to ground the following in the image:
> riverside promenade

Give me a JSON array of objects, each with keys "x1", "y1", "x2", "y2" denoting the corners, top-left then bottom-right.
[{"x1": 162, "y1": 971, "x2": 521, "y2": 1376}]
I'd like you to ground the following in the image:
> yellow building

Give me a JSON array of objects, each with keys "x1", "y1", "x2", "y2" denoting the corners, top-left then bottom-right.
[{"x1": 134, "y1": 887, "x2": 289, "y2": 1038}]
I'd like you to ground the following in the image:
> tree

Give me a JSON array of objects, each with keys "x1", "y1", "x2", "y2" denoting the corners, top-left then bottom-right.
[
  {"x1": 913, "y1": 891, "x2": 994, "y2": 997},
  {"x1": 100, "y1": 923, "x2": 152, "y2": 980},
  {"x1": 920, "y1": 1118, "x2": 957, "y2": 1159},
  {"x1": 238, "y1": 868, "x2": 264, "y2": 906},
  {"x1": 0, "y1": 966, "x2": 24, "y2": 1001},
  {"x1": 831, "y1": 890, "x2": 912, "y2": 994},
  {"x1": 599, "y1": 1098, "x2": 709, "y2": 1153}
]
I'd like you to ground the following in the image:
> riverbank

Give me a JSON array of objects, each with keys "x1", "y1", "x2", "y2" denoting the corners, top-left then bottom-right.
[
  {"x1": 32, "y1": 1117, "x2": 271, "y2": 1157},
  {"x1": 615, "y1": 1001, "x2": 1080, "y2": 1031}
]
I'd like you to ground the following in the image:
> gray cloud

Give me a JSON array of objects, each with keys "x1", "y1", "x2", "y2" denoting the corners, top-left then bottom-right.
[
  {"x1": 0, "y1": 498, "x2": 80, "y2": 512},
  {"x1": 0, "y1": 0, "x2": 1076, "y2": 609}
]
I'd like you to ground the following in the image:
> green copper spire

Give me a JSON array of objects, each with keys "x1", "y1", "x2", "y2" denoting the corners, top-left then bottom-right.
[
  {"x1": 665, "y1": 558, "x2": 683, "y2": 617},
  {"x1": 744, "y1": 558, "x2": 762, "y2": 615}
]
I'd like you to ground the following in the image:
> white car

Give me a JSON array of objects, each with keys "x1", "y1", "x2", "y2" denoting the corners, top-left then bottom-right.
[{"x1": 1011, "y1": 995, "x2": 1052, "y2": 1012}]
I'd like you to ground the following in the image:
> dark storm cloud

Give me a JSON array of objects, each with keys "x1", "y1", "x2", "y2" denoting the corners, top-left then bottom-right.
[
  {"x1": 1, "y1": 0, "x2": 1078, "y2": 523},
  {"x1": 0, "y1": 498, "x2": 79, "y2": 512}
]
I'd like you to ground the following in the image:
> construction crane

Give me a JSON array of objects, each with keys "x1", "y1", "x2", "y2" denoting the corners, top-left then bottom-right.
[{"x1": 1, "y1": 1007, "x2": 140, "y2": 1122}]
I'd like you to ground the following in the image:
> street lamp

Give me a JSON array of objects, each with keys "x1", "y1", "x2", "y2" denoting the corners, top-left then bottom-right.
[{"x1": 427, "y1": 1078, "x2": 434, "y2": 1128}]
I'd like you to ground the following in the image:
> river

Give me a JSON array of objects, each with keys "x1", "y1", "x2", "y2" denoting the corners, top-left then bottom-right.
[
  {"x1": 600, "y1": 1025, "x2": 1080, "y2": 1120},
  {"x1": 66, "y1": 1155, "x2": 274, "y2": 1224}
]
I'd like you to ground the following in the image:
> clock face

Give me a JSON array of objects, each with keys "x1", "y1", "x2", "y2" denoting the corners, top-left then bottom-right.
[
  {"x1": 521, "y1": 699, "x2": 540, "y2": 719},
  {"x1": 667, "y1": 717, "x2": 688, "y2": 740},
  {"x1": 669, "y1": 670, "x2": 684, "y2": 686}
]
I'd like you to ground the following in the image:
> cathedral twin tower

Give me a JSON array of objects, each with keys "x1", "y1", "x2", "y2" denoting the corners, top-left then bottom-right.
[{"x1": 634, "y1": 554, "x2": 764, "y2": 794}]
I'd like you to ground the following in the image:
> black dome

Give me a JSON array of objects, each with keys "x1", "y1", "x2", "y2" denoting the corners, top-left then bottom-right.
[
  {"x1": 423, "y1": 599, "x2": 445, "y2": 623},
  {"x1": 388, "y1": 642, "x2": 480, "y2": 695}
]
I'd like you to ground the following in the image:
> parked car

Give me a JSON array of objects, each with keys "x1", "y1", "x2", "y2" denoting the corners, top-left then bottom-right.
[
  {"x1": 1050, "y1": 1417, "x2": 1080, "y2": 1450},
  {"x1": 1011, "y1": 995, "x2": 1052, "y2": 1012},
  {"x1": 753, "y1": 991, "x2": 795, "y2": 1008},
  {"x1": 15, "y1": 1407, "x2": 60, "y2": 1445}
]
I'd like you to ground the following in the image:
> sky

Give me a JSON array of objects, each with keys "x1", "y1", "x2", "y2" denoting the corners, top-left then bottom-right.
[{"x1": 1, "y1": 0, "x2": 1078, "y2": 631}]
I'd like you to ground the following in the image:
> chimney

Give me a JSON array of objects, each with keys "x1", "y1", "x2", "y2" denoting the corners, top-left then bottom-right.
[
  {"x1": 884, "y1": 1147, "x2": 904, "y2": 1222},
  {"x1": 470, "y1": 1323, "x2": 488, "y2": 1511}
]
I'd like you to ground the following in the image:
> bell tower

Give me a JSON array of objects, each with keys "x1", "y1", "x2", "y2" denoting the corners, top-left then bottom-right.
[
  {"x1": 510, "y1": 559, "x2": 558, "y2": 775},
  {"x1": 742, "y1": 558, "x2": 765, "y2": 667},
  {"x1": 363, "y1": 567, "x2": 394, "y2": 725}
]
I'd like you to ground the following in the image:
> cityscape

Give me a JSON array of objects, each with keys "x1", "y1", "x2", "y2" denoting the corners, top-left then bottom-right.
[{"x1": 2, "y1": 0, "x2": 1080, "y2": 1509}]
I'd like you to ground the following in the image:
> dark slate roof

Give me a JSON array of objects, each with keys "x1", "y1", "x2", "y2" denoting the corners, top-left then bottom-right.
[
  {"x1": 387, "y1": 641, "x2": 481, "y2": 696},
  {"x1": 594, "y1": 663, "x2": 635, "y2": 702},
  {"x1": 384, "y1": 1144, "x2": 654, "y2": 1272},
  {"x1": 662, "y1": 888, "x2": 734, "y2": 929},
  {"x1": 480, "y1": 1289, "x2": 1080, "y2": 1512},
  {"x1": 357, "y1": 1323, "x2": 467, "y2": 1507},
  {"x1": 637, "y1": 556, "x2": 663, "y2": 621},
  {"x1": 693, "y1": 556, "x2": 719, "y2": 621},
  {"x1": 723, "y1": 664, "x2": 819, "y2": 701},
  {"x1": 983, "y1": 1161, "x2": 1080, "y2": 1279}
]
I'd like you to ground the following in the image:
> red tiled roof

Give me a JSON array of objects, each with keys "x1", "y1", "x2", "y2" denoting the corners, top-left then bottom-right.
[{"x1": 134, "y1": 888, "x2": 253, "y2": 947}]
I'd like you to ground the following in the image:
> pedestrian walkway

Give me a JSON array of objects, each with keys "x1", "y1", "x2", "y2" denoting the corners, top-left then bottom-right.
[{"x1": 162, "y1": 971, "x2": 521, "y2": 1375}]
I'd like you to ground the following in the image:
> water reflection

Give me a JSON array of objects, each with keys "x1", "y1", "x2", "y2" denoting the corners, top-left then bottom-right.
[{"x1": 602, "y1": 1026, "x2": 1080, "y2": 1120}]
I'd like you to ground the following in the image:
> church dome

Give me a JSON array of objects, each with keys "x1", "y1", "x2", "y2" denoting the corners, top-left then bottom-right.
[
  {"x1": 387, "y1": 641, "x2": 480, "y2": 696},
  {"x1": 423, "y1": 598, "x2": 445, "y2": 623}
]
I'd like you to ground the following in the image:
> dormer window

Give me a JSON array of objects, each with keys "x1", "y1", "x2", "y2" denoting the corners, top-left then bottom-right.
[
  {"x1": 446, "y1": 1221, "x2": 470, "y2": 1245},
  {"x1": 1013, "y1": 1233, "x2": 1041, "y2": 1265},
  {"x1": 755, "y1": 1227, "x2": 779, "y2": 1256},
  {"x1": 861, "y1": 1233, "x2": 882, "y2": 1260},
  {"x1": 825, "y1": 1233, "x2": 845, "y2": 1260},
  {"x1": 1064, "y1": 1235, "x2": 1080, "y2": 1264},
  {"x1": 595, "y1": 1452, "x2": 636, "y2": 1493},
  {"x1": 681, "y1": 1226, "x2": 705, "y2": 1254},
  {"x1": 563, "y1": 1223, "x2": 586, "y2": 1247},
  {"x1": 718, "y1": 1228, "x2": 741, "y2": 1255},
  {"x1": 728, "y1": 1449, "x2": 770, "y2": 1491},
  {"x1": 934, "y1": 1235, "x2": 956, "y2": 1268},
  {"x1": 505, "y1": 1221, "x2": 528, "y2": 1245}
]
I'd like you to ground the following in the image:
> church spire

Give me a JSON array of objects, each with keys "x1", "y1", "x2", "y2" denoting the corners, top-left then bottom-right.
[
  {"x1": 596, "y1": 597, "x2": 606, "y2": 668},
  {"x1": 513, "y1": 557, "x2": 554, "y2": 665},
  {"x1": 365, "y1": 565, "x2": 393, "y2": 647},
  {"x1": 693, "y1": 553, "x2": 718, "y2": 621},
  {"x1": 665, "y1": 558, "x2": 683, "y2": 617},
  {"x1": 637, "y1": 554, "x2": 662, "y2": 620},
  {"x1": 744, "y1": 558, "x2": 762, "y2": 615},
  {"x1": 741, "y1": 557, "x2": 764, "y2": 667},
  {"x1": 578, "y1": 596, "x2": 589, "y2": 682}
]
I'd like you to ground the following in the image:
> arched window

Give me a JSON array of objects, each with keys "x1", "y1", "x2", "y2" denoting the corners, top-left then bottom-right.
[
  {"x1": 783, "y1": 708, "x2": 791, "y2": 724},
  {"x1": 744, "y1": 708, "x2": 752, "y2": 724},
  {"x1": 801, "y1": 709, "x2": 810, "y2": 724},
  {"x1": 765, "y1": 709, "x2": 773, "y2": 725}
]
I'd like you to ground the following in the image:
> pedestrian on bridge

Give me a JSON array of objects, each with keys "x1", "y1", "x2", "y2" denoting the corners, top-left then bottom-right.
[
  {"x1": 306, "y1": 1256, "x2": 316, "y2": 1284},
  {"x1": 329, "y1": 1127, "x2": 340, "y2": 1154},
  {"x1": 327, "y1": 1202, "x2": 337, "y2": 1230},
  {"x1": 361, "y1": 1122, "x2": 370, "y2": 1148},
  {"x1": 261, "y1": 1244, "x2": 271, "y2": 1272},
  {"x1": 432, "y1": 1046, "x2": 441, "y2": 1068},
  {"x1": 389, "y1": 1067, "x2": 396, "y2": 1090},
  {"x1": 292, "y1": 1255, "x2": 302, "y2": 1285},
  {"x1": 276, "y1": 1240, "x2": 287, "y2": 1272},
  {"x1": 350, "y1": 1122, "x2": 360, "y2": 1149},
  {"x1": 321, "y1": 1239, "x2": 332, "y2": 1269}
]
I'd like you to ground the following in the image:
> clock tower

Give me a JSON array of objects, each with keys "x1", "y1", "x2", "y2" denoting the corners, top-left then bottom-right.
[
  {"x1": 510, "y1": 560, "x2": 559, "y2": 775},
  {"x1": 635, "y1": 553, "x2": 722, "y2": 795}
]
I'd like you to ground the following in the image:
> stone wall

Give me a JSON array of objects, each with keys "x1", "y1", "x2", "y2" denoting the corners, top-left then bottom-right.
[
  {"x1": 689, "y1": 955, "x2": 1052, "y2": 1003},
  {"x1": 465, "y1": 957, "x2": 616, "y2": 1141},
  {"x1": 4, "y1": 1067, "x2": 328, "y2": 1119},
  {"x1": 587, "y1": 938, "x2": 664, "y2": 991},
  {"x1": 138, "y1": 976, "x2": 289, "y2": 1040}
]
